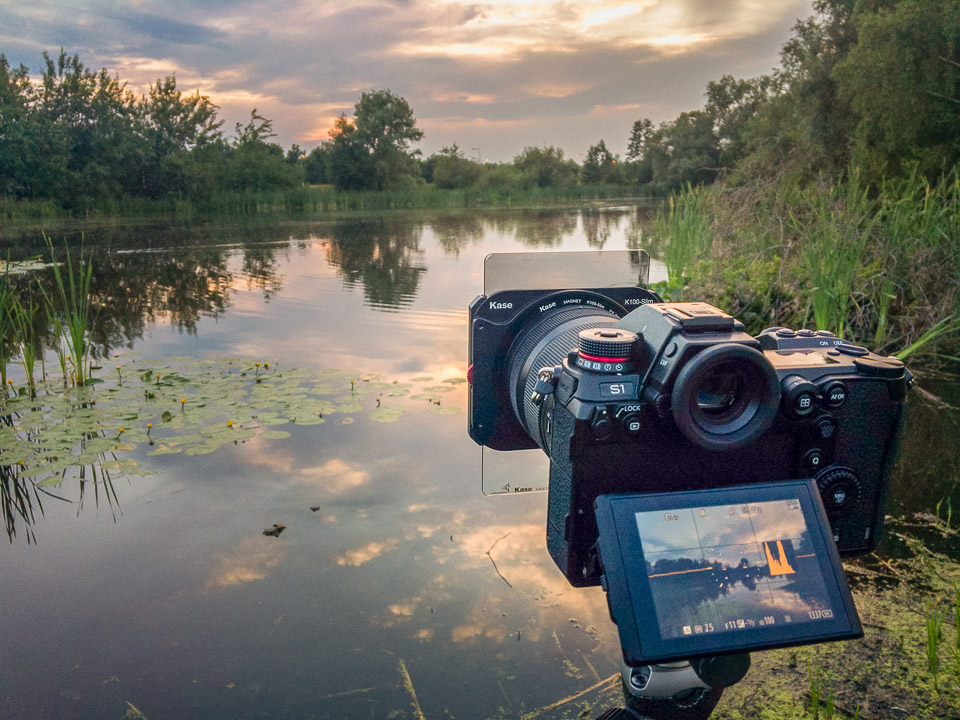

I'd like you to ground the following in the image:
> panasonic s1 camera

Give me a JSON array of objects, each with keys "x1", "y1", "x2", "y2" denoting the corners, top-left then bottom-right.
[{"x1": 468, "y1": 284, "x2": 909, "y2": 588}]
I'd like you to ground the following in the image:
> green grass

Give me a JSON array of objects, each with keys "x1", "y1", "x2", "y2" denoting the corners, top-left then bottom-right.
[{"x1": 674, "y1": 168, "x2": 960, "y2": 363}]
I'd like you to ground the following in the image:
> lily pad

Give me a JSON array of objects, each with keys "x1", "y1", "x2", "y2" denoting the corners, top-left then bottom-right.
[
  {"x1": 260, "y1": 430, "x2": 291, "y2": 440},
  {"x1": 370, "y1": 405, "x2": 406, "y2": 423}
]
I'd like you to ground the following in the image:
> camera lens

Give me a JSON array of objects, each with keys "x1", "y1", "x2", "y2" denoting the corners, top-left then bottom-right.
[
  {"x1": 507, "y1": 305, "x2": 619, "y2": 448},
  {"x1": 671, "y1": 344, "x2": 778, "y2": 451}
]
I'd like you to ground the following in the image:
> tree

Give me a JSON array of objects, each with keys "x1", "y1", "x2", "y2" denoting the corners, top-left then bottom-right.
[
  {"x1": 351, "y1": 89, "x2": 423, "y2": 191},
  {"x1": 582, "y1": 140, "x2": 623, "y2": 184},
  {"x1": 430, "y1": 145, "x2": 480, "y2": 189},
  {"x1": 0, "y1": 55, "x2": 34, "y2": 197},
  {"x1": 627, "y1": 119, "x2": 654, "y2": 162},
  {"x1": 142, "y1": 75, "x2": 223, "y2": 198},
  {"x1": 642, "y1": 111, "x2": 720, "y2": 192},
  {"x1": 834, "y1": 0, "x2": 960, "y2": 181},
  {"x1": 513, "y1": 146, "x2": 578, "y2": 188},
  {"x1": 304, "y1": 144, "x2": 331, "y2": 184},
  {"x1": 225, "y1": 109, "x2": 299, "y2": 191},
  {"x1": 327, "y1": 114, "x2": 372, "y2": 191}
]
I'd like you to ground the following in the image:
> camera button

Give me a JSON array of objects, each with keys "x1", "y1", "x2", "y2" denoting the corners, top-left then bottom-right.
[
  {"x1": 815, "y1": 416, "x2": 838, "y2": 441},
  {"x1": 781, "y1": 375, "x2": 818, "y2": 418},
  {"x1": 776, "y1": 328, "x2": 797, "y2": 338},
  {"x1": 797, "y1": 329, "x2": 816, "y2": 337},
  {"x1": 664, "y1": 342, "x2": 678, "y2": 358},
  {"x1": 591, "y1": 407, "x2": 614, "y2": 439},
  {"x1": 835, "y1": 344, "x2": 869, "y2": 357},
  {"x1": 621, "y1": 413, "x2": 642, "y2": 436},
  {"x1": 804, "y1": 449, "x2": 825, "y2": 473},
  {"x1": 821, "y1": 381, "x2": 848, "y2": 407}
]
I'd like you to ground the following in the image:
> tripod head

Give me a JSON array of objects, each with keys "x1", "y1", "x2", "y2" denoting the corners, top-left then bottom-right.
[{"x1": 596, "y1": 653, "x2": 750, "y2": 720}]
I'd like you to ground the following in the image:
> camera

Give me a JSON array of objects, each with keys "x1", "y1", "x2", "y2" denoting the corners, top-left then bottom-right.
[{"x1": 469, "y1": 286, "x2": 910, "y2": 589}]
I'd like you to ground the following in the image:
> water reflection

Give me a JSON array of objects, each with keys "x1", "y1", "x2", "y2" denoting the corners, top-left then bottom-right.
[
  {"x1": 323, "y1": 218, "x2": 427, "y2": 309},
  {"x1": 0, "y1": 208, "x2": 957, "y2": 720}
]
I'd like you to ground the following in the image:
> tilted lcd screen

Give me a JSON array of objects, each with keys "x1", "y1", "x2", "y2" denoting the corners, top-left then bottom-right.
[
  {"x1": 595, "y1": 481, "x2": 862, "y2": 665},
  {"x1": 637, "y1": 498, "x2": 835, "y2": 641}
]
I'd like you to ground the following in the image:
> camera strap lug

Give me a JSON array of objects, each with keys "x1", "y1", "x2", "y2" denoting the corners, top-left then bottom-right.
[{"x1": 531, "y1": 366, "x2": 562, "y2": 406}]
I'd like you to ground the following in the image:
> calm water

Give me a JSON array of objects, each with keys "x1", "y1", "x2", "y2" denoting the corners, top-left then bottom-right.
[{"x1": 0, "y1": 207, "x2": 956, "y2": 720}]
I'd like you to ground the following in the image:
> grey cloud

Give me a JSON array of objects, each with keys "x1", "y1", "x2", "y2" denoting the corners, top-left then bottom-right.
[{"x1": 106, "y1": 9, "x2": 223, "y2": 46}]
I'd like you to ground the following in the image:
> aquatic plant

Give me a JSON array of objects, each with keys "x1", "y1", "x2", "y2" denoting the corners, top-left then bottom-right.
[
  {"x1": 40, "y1": 237, "x2": 96, "y2": 386},
  {"x1": 0, "y1": 268, "x2": 13, "y2": 386},
  {"x1": 7, "y1": 290, "x2": 41, "y2": 393},
  {"x1": 0, "y1": 356, "x2": 463, "y2": 540}
]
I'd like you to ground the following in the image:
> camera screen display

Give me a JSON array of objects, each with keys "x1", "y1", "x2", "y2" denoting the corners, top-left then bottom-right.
[
  {"x1": 636, "y1": 499, "x2": 835, "y2": 640},
  {"x1": 595, "y1": 481, "x2": 861, "y2": 665}
]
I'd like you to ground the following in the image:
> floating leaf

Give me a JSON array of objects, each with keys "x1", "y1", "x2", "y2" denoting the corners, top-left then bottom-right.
[
  {"x1": 161, "y1": 410, "x2": 173, "y2": 423},
  {"x1": 260, "y1": 430, "x2": 291, "y2": 440},
  {"x1": 370, "y1": 405, "x2": 406, "y2": 423}
]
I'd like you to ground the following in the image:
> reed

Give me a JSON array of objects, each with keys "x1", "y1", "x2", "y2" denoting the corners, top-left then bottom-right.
[
  {"x1": 0, "y1": 268, "x2": 13, "y2": 387},
  {"x1": 40, "y1": 237, "x2": 96, "y2": 386},
  {"x1": 7, "y1": 290, "x2": 41, "y2": 393},
  {"x1": 792, "y1": 177, "x2": 875, "y2": 339},
  {"x1": 652, "y1": 184, "x2": 713, "y2": 285}
]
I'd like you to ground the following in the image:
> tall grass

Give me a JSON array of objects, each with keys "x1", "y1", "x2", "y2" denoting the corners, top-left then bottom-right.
[
  {"x1": 0, "y1": 267, "x2": 13, "y2": 387},
  {"x1": 7, "y1": 290, "x2": 41, "y2": 393},
  {"x1": 652, "y1": 184, "x2": 713, "y2": 285},
  {"x1": 791, "y1": 177, "x2": 875, "y2": 338},
  {"x1": 678, "y1": 167, "x2": 960, "y2": 361},
  {"x1": 39, "y1": 237, "x2": 96, "y2": 386}
]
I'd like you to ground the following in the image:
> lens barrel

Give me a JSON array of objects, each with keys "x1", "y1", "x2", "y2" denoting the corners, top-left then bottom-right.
[{"x1": 507, "y1": 306, "x2": 618, "y2": 447}]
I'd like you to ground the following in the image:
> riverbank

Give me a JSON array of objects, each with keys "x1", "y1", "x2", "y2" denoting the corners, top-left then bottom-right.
[
  {"x1": 647, "y1": 171, "x2": 960, "y2": 363},
  {"x1": 0, "y1": 183, "x2": 652, "y2": 228}
]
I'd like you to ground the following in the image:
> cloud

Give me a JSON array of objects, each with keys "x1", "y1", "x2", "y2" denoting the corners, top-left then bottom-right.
[
  {"x1": 335, "y1": 538, "x2": 399, "y2": 566},
  {"x1": 205, "y1": 537, "x2": 285, "y2": 590},
  {"x1": 0, "y1": 0, "x2": 815, "y2": 160},
  {"x1": 300, "y1": 458, "x2": 371, "y2": 493}
]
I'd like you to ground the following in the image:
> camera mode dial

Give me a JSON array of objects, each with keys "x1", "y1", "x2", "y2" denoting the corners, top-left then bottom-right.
[{"x1": 576, "y1": 328, "x2": 639, "y2": 373}]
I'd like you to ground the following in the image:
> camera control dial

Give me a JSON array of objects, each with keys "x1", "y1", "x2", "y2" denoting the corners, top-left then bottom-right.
[
  {"x1": 816, "y1": 467, "x2": 860, "y2": 513},
  {"x1": 576, "y1": 328, "x2": 639, "y2": 373}
]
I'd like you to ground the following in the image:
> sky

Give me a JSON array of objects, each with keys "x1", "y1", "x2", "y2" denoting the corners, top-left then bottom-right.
[{"x1": 0, "y1": 1, "x2": 815, "y2": 162}]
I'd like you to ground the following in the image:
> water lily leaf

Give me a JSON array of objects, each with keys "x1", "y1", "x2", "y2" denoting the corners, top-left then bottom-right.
[
  {"x1": 370, "y1": 405, "x2": 406, "y2": 423},
  {"x1": 260, "y1": 430, "x2": 291, "y2": 440},
  {"x1": 36, "y1": 475, "x2": 66, "y2": 488},
  {"x1": 149, "y1": 445, "x2": 183, "y2": 455},
  {"x1": 442, "y1": 378, "x2": 467, "y2": 385},
  {"x1": 411, "y1": 376, "x2": 433, "y2": 382},
  {"x1": 422, "y1": 386, "x2": 455, "y2": 393},
  {"x1": 161, "y1": 411, "x2": 173, "y2": 422}
]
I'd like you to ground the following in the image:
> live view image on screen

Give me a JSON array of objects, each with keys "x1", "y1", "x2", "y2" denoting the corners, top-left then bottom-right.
[{"x1": 635, "y1": 500, "x2": 837, "y2": 641}]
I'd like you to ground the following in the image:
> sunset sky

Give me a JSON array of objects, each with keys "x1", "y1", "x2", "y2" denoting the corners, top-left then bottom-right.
[{"x1": 0, "y1": 1, "x2": 815, "y2": 161}]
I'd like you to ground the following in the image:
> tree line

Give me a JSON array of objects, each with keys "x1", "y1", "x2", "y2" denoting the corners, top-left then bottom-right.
[{"x1": 1, "y1": 0, "x2": 957, "y2": 214}]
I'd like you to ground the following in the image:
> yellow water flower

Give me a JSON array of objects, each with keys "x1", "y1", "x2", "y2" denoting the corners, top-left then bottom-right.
[{"x1": 227, "y1": 419, "x2": 234, "y2": 427}]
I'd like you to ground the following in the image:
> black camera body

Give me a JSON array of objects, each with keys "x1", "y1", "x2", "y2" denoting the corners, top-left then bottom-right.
[{"x1": 469, "y1": 291, "x2": 909, "y2": 588}]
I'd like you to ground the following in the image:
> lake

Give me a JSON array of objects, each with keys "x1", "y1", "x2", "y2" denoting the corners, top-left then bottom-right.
[{"x1": 0, "y1": 206, "x2": 957, "y2": 720}]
